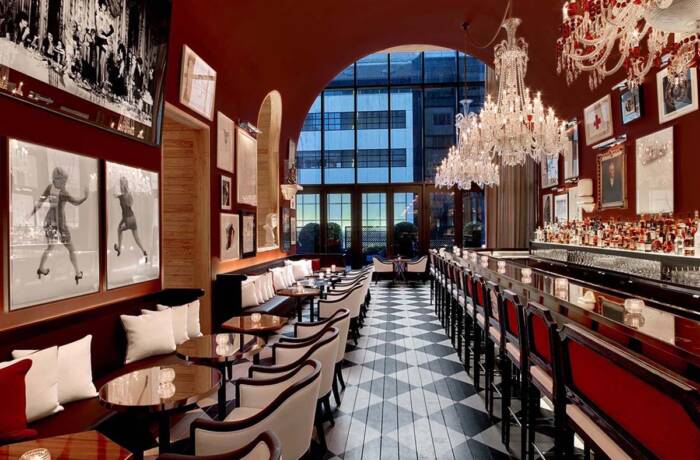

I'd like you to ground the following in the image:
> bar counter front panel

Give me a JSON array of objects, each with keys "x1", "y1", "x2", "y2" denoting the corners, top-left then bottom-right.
[{"x1": 451, "y1": 251, "x2": 700, "y2": 384}]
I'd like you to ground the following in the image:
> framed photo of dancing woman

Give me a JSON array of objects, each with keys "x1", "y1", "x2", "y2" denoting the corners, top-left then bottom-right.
[
  {"x1": 220, "y1": 213, "x2": 239, "y2": 262},
  {"x1": 0, "y1": 0, "x2": 173, "y2": 145},
  {"x1": 8, "y1": 139, "x2": 100, "y2": 310},
  {"x1": 106, "y1": 161, "x2": 160, "y2": 289}
]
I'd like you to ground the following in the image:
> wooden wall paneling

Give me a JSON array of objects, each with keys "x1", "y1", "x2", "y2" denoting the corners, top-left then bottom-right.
[
  {"x1": 161, "y1": 103, "x2": 212, "y2": 332},
  {"x1": 256, "y1": 91, "x2": 282, "y2": 251}
]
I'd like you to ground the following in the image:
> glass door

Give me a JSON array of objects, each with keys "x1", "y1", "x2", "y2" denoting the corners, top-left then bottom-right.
[
  {"x1": 326, "y1": 192, "x2": 352, "y2": 259},
  {"x1": 392, "y1": 191, "x2": 420, "y2": 258},
  {"x1": 361, "y1": 192, "x2": 387, "y2": 264}
]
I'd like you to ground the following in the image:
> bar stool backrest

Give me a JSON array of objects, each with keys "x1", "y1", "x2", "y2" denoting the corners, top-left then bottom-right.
[
  {"x1": 559, "y1": 323, "x2": 700, "y2": 459},
  {"x1": 524, "y1": 301, "x2": 558, "y2": 375},
  {"x1": 485, "y1": 280, "x2": 500, "y2": 326},
  {"x1": 500, "y1": 290, "x2": 522, "y2": 341}
]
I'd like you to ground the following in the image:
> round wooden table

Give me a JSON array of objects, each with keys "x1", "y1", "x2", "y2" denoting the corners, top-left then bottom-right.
[
  {"x1": 176, "y1": 334, "x2": 265, "y2": 420},
  {"x1": 276, "y1": 286, "x2": 322, "y2": 321},
  {"x1": 98, "y1": 364, "x2": 221, "y2": 455},
  {"x1": 221, "y1": 313, "x2": 288, "y2": 335}
]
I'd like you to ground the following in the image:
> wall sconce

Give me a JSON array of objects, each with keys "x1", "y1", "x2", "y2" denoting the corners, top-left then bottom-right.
[
  {"x1": 577, "y1": 178, "x2": 596, "y2": 213},
  {"x1": 239, "y1": 121, "x2": 262, "y2": 135}
]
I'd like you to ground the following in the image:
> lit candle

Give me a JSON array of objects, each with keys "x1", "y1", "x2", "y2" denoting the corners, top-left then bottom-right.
[
  {"x1": 319, "y1": 272, "x2": 325, "y2": 279},
  {"x1": 326, "y1": 268, "x2": 331, "y2": 275},
  {"x1": 251, "y1": 313, "x2": 262, "y2": 323},
  {"x1": 521, "y1": 268, "x2": 532, "y2": 277},
  {"x1": 497, "y1": 261, "x2": 506, "y2": 270},
  {"x1": 215, "y1": 334, "x2": 230, "y2": 345}
]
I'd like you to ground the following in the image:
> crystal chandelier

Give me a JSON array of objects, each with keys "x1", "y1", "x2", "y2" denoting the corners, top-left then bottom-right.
[
  {"x1": 557, "y1": 0, "x2": 700, "y2": 89},
  {"x1": 471, "y1": 18, "x2": 567, "y2": 167}
]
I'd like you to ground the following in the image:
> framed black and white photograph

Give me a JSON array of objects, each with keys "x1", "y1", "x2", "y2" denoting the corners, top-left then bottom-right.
[
  {"x1": 179, "y1": 45, "x2": 216, "y2": 121},
  {"x1": 657, "y1": 67, "x2": 698, "y2": 123},
  {"x1": 8, "y1": 139, "x2": 99, "y2": 310},
  {"x1": 106, "y1": 161, "x2": 160, "y2": 289},
  {"x1": 236, "y1": 126, "x2": 257, "y2": 206},
  {"x1": 554, "y1": 193, "x2": 568, "y2": 223},
  {"x1": 216, "y1": 112, "x2": 234, "y2": 173},
  {"x1": 620, "y1": 85, "x2": 642, "y2": 125},
  {"x1": 542, "y1": 194, "x2": 553, "y2": 225},
  {"x1": 220, "y1": 175, "x2": 231, "y2": 210},
  {"x1": 564, "y1": 118, "x2": 579, "y2": 181},
  {"x1": 541, "y1": 155, "x2": 558, "y2": 188},
  {"x1": 636, "y1": 127, "x2": 674, "y2": 214},
  {"x1": 220, "y1": 213, "x2": 239, "y2": 262},
  {"x1": 597, "y1": 143, "x2": 627, "y2": 209},
  {"x1": 240, "y1": 211, "x2": 256, "y2": 258},
  {"x1": 290, "y1": 216, "x2": 297, "y2": 245},
  {"x1": 568, "y1": 186, "x2": 581, "y2": 222},
  {"x1": 281, "y1": 208, "x2": 291, "y2": 252},
  {"x1": 0, "y1": 0, "x2": 172, "y2": 145},
  {"x1": 584, "y1": 94, "x2": 613, "y2": 146}
]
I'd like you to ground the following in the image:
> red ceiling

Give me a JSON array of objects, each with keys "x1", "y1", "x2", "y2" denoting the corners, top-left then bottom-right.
[{"x1": 168, "y1": 0, "x2": 608, "y2": 145}]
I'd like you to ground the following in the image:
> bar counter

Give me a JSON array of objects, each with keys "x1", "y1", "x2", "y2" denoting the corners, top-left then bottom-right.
[{"x1": 451, "y1": 251, "x2": 700, "y2": 384}]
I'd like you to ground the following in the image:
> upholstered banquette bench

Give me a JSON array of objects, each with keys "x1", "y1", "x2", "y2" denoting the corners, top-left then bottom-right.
[
  {"x1": 212, "y1": 255, "x2": 344, "y2": 330},
  {"x1": 0, "y1": 288, "x2": 203, "y2": 443}
]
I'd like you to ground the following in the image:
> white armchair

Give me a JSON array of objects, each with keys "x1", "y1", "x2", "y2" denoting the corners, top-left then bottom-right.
[
  {"x1": 290, "y1": 309, "x2": 351, "y2": 406},
  {"x1": 190, "y1": 360, "x2": 321, "y2": 460},
  {"x1": 317, "y1": 284, "x2": 365, "y2": 345},
  {"x1": 372, "y1": 257, "x2": 394, "y2": 284}
]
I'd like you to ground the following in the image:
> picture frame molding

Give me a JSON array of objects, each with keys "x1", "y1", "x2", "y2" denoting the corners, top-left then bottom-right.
[
  {"x1": 619, "y1": 85, "x2": 643, "y2": 125},
  {"x1": 179, "y1": 45, "x2": 217, "y2": 121},
  {"x1": 597, "y1": 143, "x2": 627, "y2": 210},
  {"x1": 584, "y1": 94, "x2": 614, "y2": 146},
  {"x1": 220, "y1": 175, "x2": 232, "y2": 211},
  {"x1": 216, "y1": 112, "x2": 235, "y2": 173},
  {"x1": 240, "y1": 210, "x2": 257, "y2": 258},
  {"x1": 657, "y1": 67, "x2": 699, "y2": 124},
  {"x1": 635, "y1": 126, "x2": 674, "y2": 215}
]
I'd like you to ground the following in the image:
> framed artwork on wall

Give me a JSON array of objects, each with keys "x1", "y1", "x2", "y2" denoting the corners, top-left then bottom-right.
[
  {"x1": 554, "y1": 194, "x2": 569, "y2": 223},
  {"x1": 179, "y1": 45, "x2": 217, "y2": 121},
  {"x1": 541, "y1": 156, "x2": 559, "y2": 188},
  {"x1": 597, "y1": 143, "x2": 627, "y2": 210},
  {"x1": 220, "y1": 213, "x2": 240, "y2": 262},
  {"x1": 542, "y1": 194, "x2": 553, "y2": 225},
  {"x1": 241, "y1": 211, "x2": 256, "y2": 258},
  {"x1": 620, "y1": 85, "x2": 642, "y2": 125},
  {"x1": 636, "y1": 127, "x2": 674, "y2": 214},
  {"x1": 106, "y1": 162, "x2": 160, "y2": 289},
  {"x1": 568, "y1": 186, "x2": 581, "y2": 222},
  {"x1": 291, "y1": 216, "x2": 297, "y2": 245},
  {"x1": 657, "y1": 67, "x2": 698, "y2": 123},
  {"x1": 8, "y1": 139, "x2": 100, "y2": 310},
  {"x1": 216, "y1": 112, "x2": 234, "y2": 173},
  {"x1": 583, "y1": 94, "x2": 613, "y2": 146},
  {"x1": 220, "y1": 176, "x2": 232, "y2": 210},
  {"x1": 0, "y1": 1, "x2": 172, "y2": 145},
  {"x1": 564, "y1": 118, "x2": 579, "y2": 181},
  {"x1": 236, "y1": 127, "x2": 258, "y2": 206},
  {"x1": 281, "y1": 208, "x2": 291, "y2": 252}
]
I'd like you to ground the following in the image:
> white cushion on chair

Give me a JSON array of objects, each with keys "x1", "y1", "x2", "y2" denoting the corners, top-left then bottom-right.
[
  {"x1": 283, "y1": 265, "x2": 296, "y2": 285},
  {"x1": 120, "y1": 310, "x2": 176, "y2": 364},
  {"x1": 13, "y1": 335, "x2": 97, "y2": 406},
  {"x1": 242, "y1": 280, "x2": 261, "y2": 308},
  {"x1": 285, "y1": 260, "x2": 311, "y2": 280},
  {"x1": 151, "y1": 304, "x2": 190, "y2": 345},
  {"x1": 2, "y1": 346, "x2": 63, "y2": 422},
  {"x1": 187, "y1": 300, "x2": 203, "y2": 338}
]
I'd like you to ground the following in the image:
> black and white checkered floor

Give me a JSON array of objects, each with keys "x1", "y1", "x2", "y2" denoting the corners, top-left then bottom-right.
[{"x1": 170, "y1": 283, "x2": 516, "y2": 459}]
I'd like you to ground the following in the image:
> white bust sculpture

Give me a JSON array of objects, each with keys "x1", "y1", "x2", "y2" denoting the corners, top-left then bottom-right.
[{"x1": 263, "y1": 212, "x2": 278, "y2": 247}]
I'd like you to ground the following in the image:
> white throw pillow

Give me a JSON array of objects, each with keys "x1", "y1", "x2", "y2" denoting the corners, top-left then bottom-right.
[
  {"x1": 13, "y1": 335, "x2": 97, "y2": 406},
  {"x1": 247, "y1": 275, "x2": 268, "y2": 304},
  {"x1": 285, "y1": 260, "x2": 308, "y2": 281},
  {"x1": 241, "y1": 280, "x2": 260, "y2": 308},
  {"x1": 305, "y1": 259, "x2": 313, "y2": 275},
  {"x1": 187, "y1": 300, "x2": 203, "y2": 338},
  {"x1": 152, "y1": 304, "x2": 190, "y2": 345},
  {"x1": 1, "y1": 346, "x2": 63, "y2": 423},
  {"x1": 264, "y1": 273, "x2": 275, "y2": 300},
  {"x1": 270, "y1": 267, "x2": 288, "y2": 291},
  {"x1": 284, "y1": 265, "x2": 296, "y2": 285},
  {"x1": 121, "y1": 310, "x2": 176, "y2": 364}
]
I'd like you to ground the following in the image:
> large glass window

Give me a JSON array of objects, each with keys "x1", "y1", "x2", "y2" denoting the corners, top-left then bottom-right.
[
  {"x1": 357, "y1": 89, "x2": 389, "y2": 183},
  {"x1": 425, "y1": 51, "x2": 458, "y2": 83},
  {"x1": 430, "y1": 192, "x2": 455, "y2": 248},
  {"x1": 393, "y1": 192, "x2": 420, "y2": 258},
  {"x1": 424, "y1": 87, "x2": 457, "y2": 181},
  {"x1": 390, "y1": 87, "x2": 422, "y2": 183},
  {"x1": 327, "y1": 193, "x2": 352, "y2": 254},
  {"x1": 298, "y1": 96, "x2": 322, "y2": 184},
  {"x1": 390, "y1": 52, "x2": 422, "y2": 84},
  {"x1": 329, "y1": 63, "x2": 355, "y2": 88},
  {"x1": 463, "y1": 191, "x2": 485, "y2": 247},
  {"x1": 296, "y1": 193, "x2": 321, "y2": 254},
  {"x1": 324, "y1": 90, "x2": 355, "y2": 184},
  {"x1": 356, "y1": 54, "x2": 388, "y2": 86},
  {"x1": 362, "y1": 193, "x2": 387, "y2": 263}
]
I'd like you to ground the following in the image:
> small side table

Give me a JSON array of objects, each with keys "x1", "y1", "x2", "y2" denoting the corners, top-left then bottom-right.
[
  {"x1": 276, "y1": 286, "x2": 322, "y2": 321},
  {"x1": 0, "y1": 431, "x2": 131, "y2": 460}
]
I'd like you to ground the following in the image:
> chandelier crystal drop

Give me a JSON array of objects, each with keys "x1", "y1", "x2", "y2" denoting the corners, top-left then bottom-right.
[{"x1": 557, "y1": 0, "x2": 700, "y2": 89}]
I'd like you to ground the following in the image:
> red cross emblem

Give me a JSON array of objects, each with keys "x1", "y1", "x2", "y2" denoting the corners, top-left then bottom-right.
[{"x1": 593, "y1": 113, "x2": 602, "y2": 130}]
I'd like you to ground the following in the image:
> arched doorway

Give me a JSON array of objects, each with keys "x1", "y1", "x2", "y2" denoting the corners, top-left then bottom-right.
[{"x1": 256, "y1": 91, "x2": 283, "y2": 251}]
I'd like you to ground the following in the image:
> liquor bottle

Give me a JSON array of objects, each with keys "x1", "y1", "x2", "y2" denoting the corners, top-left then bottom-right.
[{"x1": 674, "y1": 232, "x2": 684, "y2": 255}]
